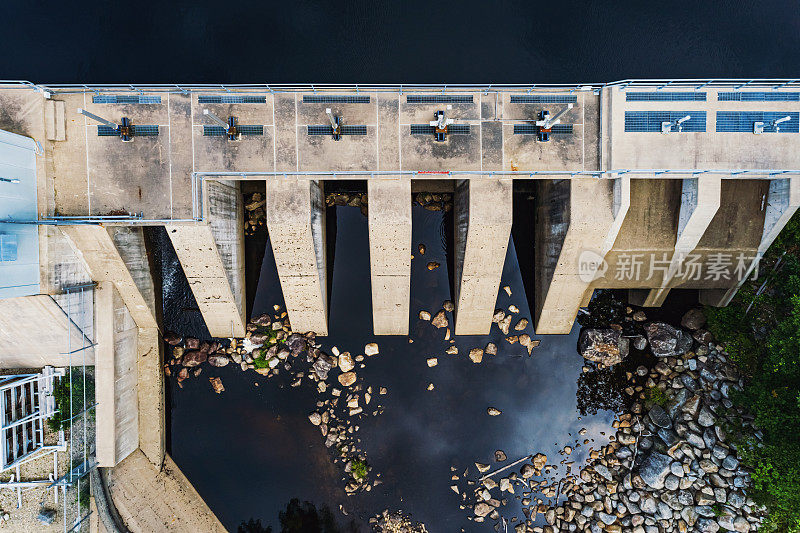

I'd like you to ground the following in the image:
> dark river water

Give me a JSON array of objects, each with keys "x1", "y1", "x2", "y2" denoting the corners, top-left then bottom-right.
[{"x1": 163, "y1": 205, "x2": 621, "y2": 531}]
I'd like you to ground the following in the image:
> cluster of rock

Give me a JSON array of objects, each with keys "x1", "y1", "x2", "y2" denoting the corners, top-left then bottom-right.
[
  {"x1": 243, "y1": 192, "x2": 266, "y2": 235},
  {"x1": 414, "y1": 192, "x2": 453, "y2": 212},
  {"x1": 547, "y1": 308, "x2": 763, "y2": 532},
  {"x1": 165, "y1": 306, "x2": 386, "y2": 493},
  {"x1": 326, "y1": 192, "x2": 369, "y2": 216},
  {"x1": 370, "y1": 510, "x2": 429, "y2": 532}
]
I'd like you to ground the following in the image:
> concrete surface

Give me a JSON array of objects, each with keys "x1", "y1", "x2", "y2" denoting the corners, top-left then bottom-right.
[
  {"x1": 266, "y1": 178, "x2": 329, "y2": 335},
  {"x1": 167, "y1": 223, "x2": 246, "y2": 338},
  {"x1": 61, "y1": 225, "x2": 157, "y2": 329},
  {"x1": 105, "y1": 449, "x2": 227, "y2": 533},
  {"x1": 368, "y1": 178, "x2": 411, "y2": 334},
  {"x1": 95, "y1": 282, "x2": 139, "y2": 468},
  {"x1": 453, "y1": 178, "x2": 513, "y2": 335},
  {"x1": 137, "y1": 327, "x2": 164, "y2": 468}
]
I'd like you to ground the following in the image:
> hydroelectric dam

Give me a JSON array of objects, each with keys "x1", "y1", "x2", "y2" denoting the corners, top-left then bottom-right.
[{"x1": 0, "y1": 79, "x2": 798, "y2": 491}]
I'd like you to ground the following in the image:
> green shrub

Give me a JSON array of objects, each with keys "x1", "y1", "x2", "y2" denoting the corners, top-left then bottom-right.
[
  {"x1": 704, "y1": 214, "x2": 800, "y2": 532},
  {"x1": 350, "y1": 459, "x2": 368, "y2": 480},
  {"x1": 48, "y1": 371, "x2": 95, "y2": 431},
  {"x1": 646, "y1": 386, "x2": 669, "y2": 407}
]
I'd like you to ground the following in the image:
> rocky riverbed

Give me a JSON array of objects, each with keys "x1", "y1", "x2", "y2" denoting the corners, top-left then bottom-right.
[{"x1": 453, "y1": 303, "x2": 764, "y2": 532}]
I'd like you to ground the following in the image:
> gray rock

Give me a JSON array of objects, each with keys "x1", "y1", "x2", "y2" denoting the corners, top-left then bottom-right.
[
  {"x1": 712, "y1": 444, "x2": 729, "y2": 460},
  {"x1": 597, "y1": 512, "x2": 617, "y2": 525},
  {"x1": 649, "y1": 405, "x2": 672, "y2": 428},
  {"x1": 637, "y1": 452, "x2": 672, "y2": 489},
  {"x1": 633, "y1": 335, "x2": 648, "y2": 350},
  {"x1": 687, "y1": 432, "x2": 706, "y2": 449},
  {"x1": 680, "y1": 374, "x2": 697, "y2": 392},
  {"x1": 657, "y1": 501, "x2": 672, "y2": 520},
  {"x1": 698, "y1": 406, "x2": 716, "y2": 427},
  {"x1": 728, "y1": 491, "x2": 745, "y2": 508},
  {"x1": 695, "y1": 505, "x2": 715, "y2": 518},
  {"x1": 646, "y1": 322, "x2": 693, "y2": 357},
  {"x1": 722, "y1": 454, "x2": 739, "y2": 470},
  {"x1": 594, "y1": 464, "x2": 613, "y2": 481},
  {"x1": 677, "y1": 490, "x2": 694, "y2": 506},
  {"x1": 733, "y1": 516, "x2": 750, "y2": 532},
  {"x1": 657, "y1": 427, "x2": 680, "y2": 447},
  {"x1": 703, "y1": 427, "x2": 717, "y2": 448},
  {"x1": 578, "y1": 328, "x2": 630, "y2": 366},
  {"x1": 664, "y1": 474, "x2": 679, "y2": 490},
  {"x1": 670, "y1": 461, "x2": 684, "y2": 477},
  {"x1": 681, "y1": 308, "x2": 707, "y2": 330},
  {"x1": 696, "y1": 518, "x2": 720, "y2": 532},
  {"x1": 640, "y1": 496, "x2": 657, "y2": 514}
]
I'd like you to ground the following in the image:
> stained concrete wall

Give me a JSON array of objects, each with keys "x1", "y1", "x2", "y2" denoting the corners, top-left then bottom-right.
[
  {"x1": 0, "y1": 293, "x2": 93, "y2": 367},
  {"x1": 61, "y1": 225, "x2": 157, "y2": 329},
  {"x1": 453, "y1": 178, "x2": 513, "y2": 335},
  {"x1": 535, "y1": 177, "x2": 629, "y2": 334},
  {"x1": 95, "y1": 281, "x2": 139, "y2": 468},
  {"x1": 205, "y1": 180, "x2": 246, "y2": 321},
  {"x1": 368, "y1": 179, "x2": 411, "y2": 335},
  {"x1": 266, "y1": 178, "x2": 329, "y2": 335},
  {"x1": 136, "y1": 327, "x2": 164, "y2": 468}
]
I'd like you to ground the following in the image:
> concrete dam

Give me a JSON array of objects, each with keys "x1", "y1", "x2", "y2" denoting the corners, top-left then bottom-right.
[{"x1": 0, "y1": 79, "x2": 798, "y2": 526}]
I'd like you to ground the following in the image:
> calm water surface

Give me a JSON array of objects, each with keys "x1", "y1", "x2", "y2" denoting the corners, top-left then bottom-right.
[{"x1": 167, "y1": 206, "x2": 616, "y2": 531}]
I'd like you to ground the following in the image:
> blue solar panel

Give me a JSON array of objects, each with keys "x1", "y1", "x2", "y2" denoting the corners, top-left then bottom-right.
[
  {"x1": 97, "y1": 125, "x2": 159, "y2": 136},
  {"x1": 198, "y1": 95, "x2": 266, "y2": 104},
  {"x1": 92, "y1": 95, "x2": 162, "y2": 104},
  {"x1": 410, "y1": 124, "x2": 471, "y2": 135},
  {"x1": 303, "y1": 95, "x2": 370, "y2": 104},
  {"x1": 624, "y1": 111, "x2": 706, "y2": 132},
  {"x1": 718, "y1": 92, "x2": 800, "y2": 102},
  {"x1": 307, "y1": 125, "x2": 367, "y2": 135},
  {"x1": 626, "y1": 92, "x2": 706, "y2": 101},
  {"x1": 203, "y1": 125, "x2": 264, "y2": 136},
  {"x1": 510, "y1": 95, "x2": 577, "y2": 104},
  {"x1": 513, "y1": 124, "x2": 573, "y2": 134},
  {"x1": 406, "y1": 95, "x2": 473, "y2": 104},
  {"x1": 716, "y1": 112, "x2": 799, "y2": 132}
]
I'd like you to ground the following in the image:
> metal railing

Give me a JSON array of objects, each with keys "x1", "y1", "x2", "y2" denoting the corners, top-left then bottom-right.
[{"x1": 2, "y1": 79, "x2": 800, "y2": 96}]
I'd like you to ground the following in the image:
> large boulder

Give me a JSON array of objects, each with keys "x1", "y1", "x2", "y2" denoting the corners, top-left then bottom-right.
[
  {"x1": 637, "y1": 451, "x2": 672, "y2": 489},
  {"x1": 681, "y1": 308, "x2": 707, "y2": 330},
  {"x1": 578, "y1": 328, "x2": 630, "y2": 366},
  {"x1": 645, "y1": 322, "x2": 692, "y2": 357}
]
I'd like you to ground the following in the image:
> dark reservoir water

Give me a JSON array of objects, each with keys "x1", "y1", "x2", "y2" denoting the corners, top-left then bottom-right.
[{"x1": 166, "y1": 206, "x2": 620, "y2": 531}]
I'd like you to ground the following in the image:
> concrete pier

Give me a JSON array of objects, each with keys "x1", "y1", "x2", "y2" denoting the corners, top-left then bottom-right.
[
  {"x1": 453, "y1": 178, "x2": 513, "y2": 335},
  {"x1": 368, "y1": 179, "x2": 411, "y2": 335},
  {"x1": 167, "y1": 224, "x2": 246, "y2": 338},
  {"x1": 61, "y1": 225, "x2": 158, "y2": 329},
  {"x1": 536, "y1": 177, "x2": 630, "y2": 334},
  {"x1": 266, "y1": 178, "x2": 329, "y2": 336},
  {"x1": 630, "y1": 176, "x2": 722, "y2": 307}
]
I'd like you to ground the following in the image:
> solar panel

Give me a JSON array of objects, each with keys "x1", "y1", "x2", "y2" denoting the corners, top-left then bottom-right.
[
  {"x1": 510, "y1": 95, "x2": 577, "y2": 104},
  {"x1": 513, "y1": 124, "x2": 573, "y2": 134},
  {"x1": 626, "y1": 92, "x2": 706, "y2": 102},
  {"x1": 718, "y1": 92, "x2": 800, "y2": 102},
  {"x1": 306, "y1": 125, "x2": 368, "y2": 135},
  {"x1": 198, "y1": 95, "x2": 267, "y2": 104},
  {"x1": 203, "y1": 125, "x2": 264, "y2": 136},
  {"x1": 303, "y1": 95, "x2": 370, "y2": 104},
  {"x1": 716, "y1": 112, "x2": 799, "y2": 132},
  {"x1": 406, "y1": 95, "x2": 473, "y2": 104},
  {"x1": 410, "y1": 124, "x2": 471, "y2": 135},
  {"x1": 97, "y1": 125, "x2": 159, "y2": 136},
  {"x1": 624, "y1": 111, "x2": 707, "y2": 132},
  {"x1": 92, "y1": 95, "x2": 162, "y2": 104}
]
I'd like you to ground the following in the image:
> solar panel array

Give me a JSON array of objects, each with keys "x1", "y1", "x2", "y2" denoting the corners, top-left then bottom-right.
[
  {"x1": 718, "y1": 92, "x2": 800, "y2": 102},
  {"x1": 406, "y1": 95, "x2": 473, "y2": 104},
  {"x1": 510, "y1": 95, "x2": 577, "y2": 104},
  {"x1": 203, "y1": 125, "x2": 264, "y2": 136},
  {"x1": 97, "y1": 125, "x2": 159, "y2": 136},
  {"x1": 716, "y1": 112, "x2": 800, "y2": 133},
  {"x1": 92, "y1": 95, "x2": 162, "y2": 104},
  {"x1": 513, "y1": 124, "x2": 574, "y2": 134},
  {"x1": 303, "y1": 95, "x2": 370, "y2": 104},
  {"x1": 624, "y1": 111, "x2": 707, "y2": 132},
  {"x1": 626, "y1": 92, "x2": 707, "y2": 101},
  {"x1": 410, "y1": 124, "x2": 471, "y2": 135},
  {"x1": 306, "y1": 125, "x2": 368, "y2": 136},
  {"x1": 198, "y1": 95, "x2": 266, "y2": 104}
]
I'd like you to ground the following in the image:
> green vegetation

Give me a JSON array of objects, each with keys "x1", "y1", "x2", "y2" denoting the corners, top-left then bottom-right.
[
  {"x1": 646, "y1": 386, "x2": 669, "y2": 408},
  {"x1": 705, "y1": 214, "x2": 800, "y2": 532},
  {"x1": 712, "y1": 502, "x2": 725, "y2": 518},
  {"x1": 350, "y1": 459, "x2": 368, "y2": 480},
  {"x1": 48, "y1": 371, "x2": 95, "y2": 431}
]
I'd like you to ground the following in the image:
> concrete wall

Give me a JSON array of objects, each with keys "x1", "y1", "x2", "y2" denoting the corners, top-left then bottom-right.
[
  {"x1": 368, "y1": 178, "x2": 411, "y2": 335},
  {"x1": 136, "y1": 327, "x2": 164, "y2": 468},
  {"x1": 266, "y1": 178, "x2": 329, "y2": 336},
  {"x1": 453, "y1": 178, "x2": 513, "y2": 335},
  {"x1": 205, "y1": 180, "x2": 246, "y2": 321},
  {"x1": 0, "y1": 293, "x2": 93, "y2": 367},
  {"x1": 95, "y1": 281, "x2": 138, "y2": 468},
  {"x1": 167, "y1": 223, "x2": 246, "y2": 338}
]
